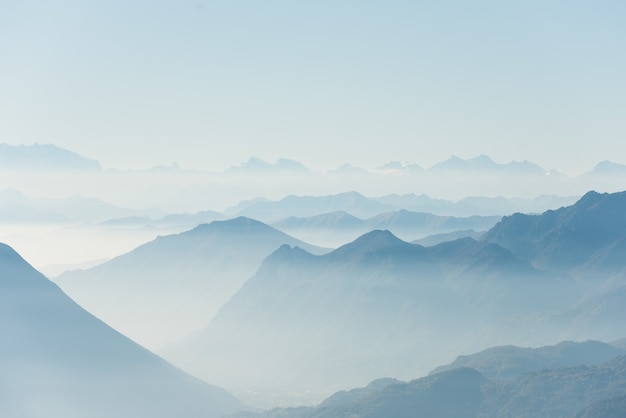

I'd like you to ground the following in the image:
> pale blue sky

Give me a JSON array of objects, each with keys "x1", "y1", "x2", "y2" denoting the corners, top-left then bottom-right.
[{"x1": 1, "y1": 1, "x2": 625, "y2": 174}]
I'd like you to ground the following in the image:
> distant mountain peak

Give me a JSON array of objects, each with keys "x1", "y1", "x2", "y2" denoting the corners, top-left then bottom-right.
[
  {"x1": 226, "y1": 157, "x2": 311, "y2": 174},
  {"x1": 586, "y1": 160, "x2": 626, "y2": 176},
  {"x1": 0, "y1": 143, "x2": 101, "y2": 171},
  {"x1": 332, "y1": 229, "x2": 412, "y2": 257}
]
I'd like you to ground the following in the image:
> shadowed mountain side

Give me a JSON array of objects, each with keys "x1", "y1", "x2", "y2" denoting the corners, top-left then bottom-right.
[
  {"x1": 168, "y1": 230, "x2": 471, "y2": 402},
  {"x1": 483, "y1": 190, "x2": 626, "y2": 278},
  {"x1": 430, "y1": 340, "x2": 626, "y2": 379},
  {"x1": 0, "y1": 243, "x2": 245, "y2": 418},
  {"x1": 56, "y1": 217, "x2": 327, "y2": 349}
]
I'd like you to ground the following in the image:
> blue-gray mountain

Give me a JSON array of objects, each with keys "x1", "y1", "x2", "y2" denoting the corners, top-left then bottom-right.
[
  {"x1": 0, "y1": 143, "x2": 101, "y2": 171},
  {"x1": 167, "y1": 230, "x2": 568, "y2": 403},
  {"x1": 227, "y1": 191, "x2": 578, "y2": 221},
  {"x1": 233, "y1": 342, "x2": 626, "y2": 418},
  {"x1": 271, "y1": 209, "x2": 501, "y2": 247},
  {"x1": 0, "y1": 243, "x2": 245, "y2": 418},
  {"x1": 430, "y1": 340, "x2": 626, "y2": 379},
  {"x1": 483, "y1": 190, "x2": 626, "y2": 277},
  {"x1": 56, "y1": 217, "x2": 327, "y2": 349}
]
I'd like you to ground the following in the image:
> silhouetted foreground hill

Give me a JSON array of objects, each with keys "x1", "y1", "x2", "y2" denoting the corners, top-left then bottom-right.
[
  {"x1": 233, "y1": 352, "x2": 626, "y2": 418},
  {"x1": 0, "y1": 243, "x2": 245, "y2": 418}
]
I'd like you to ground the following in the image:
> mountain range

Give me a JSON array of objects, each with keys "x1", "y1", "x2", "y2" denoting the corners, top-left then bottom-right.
[
  {"x1": 56, "y1": 217, "x2": 327, "y2": 349},
  {"x1": 0, "y1": 143, "x2": 101, "y2": 171},
  {"x1": 234, "y1": 340, "x2": 626, "y2": 418},
  {"x1": 0, "y1": 188, "x2": 162, "y2": 223},
  {"x1": 164, "y1": 191, "x2": 626, "y2": 404},
  {"x1": 0, "y1": 242, "x2": 245, "y2": 418},
  {"x1": 226, "y1": 191, "x2": 578, "y2": 221},
  {"x1": 270, "y1": 209, "x2": 501, "y2": 247}
]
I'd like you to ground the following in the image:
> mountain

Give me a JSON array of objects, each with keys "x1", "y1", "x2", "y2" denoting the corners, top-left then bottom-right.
[
  {"x1": 169, "y1": 230, "x2": 467, "y2": 403},
  {"x1": 168, "y1": 231, "x2": 564, "y2": 404},
  {"x1": 56, "y1": 217, "x2": 326, "y2": 349},
  {"x1": 270, "y1": 209, "x2": 501, "y2": 247},
  {"x1": 584, "y1": 160, "x2": 626, "y2": 177},
  {"x1": 551, "y1": 284, "x2": 626, "y2": 342},
  {"x1": 430, "y1": 340, "x2": 626, "y2": 379},
  {"x1": 237, "y1": 351, "x2": 626, "y2": 418},
  {"x1": 374, "y1": 160, "x2": 423, "y2": 174},
  {"x1": 225, "y1": 157, "x2": 312, "y2": 175},
  {"x1": 234, "y1": 368, "x2": 487, "y2": 418},
  {"x1": 0, "y1": 243, "x2": 244, "y2": 418},
  {"x1": 483, "y1": 190, "x2": 626, "y2": 277},
  {"x1": 366, "y1": 210, "x2": 500, "y2": 241},
  {"x1": 327, "y1": 163, "x2": 373, "y2": 176},
  {"x1": 0, "y1": 188, "x2": 163, "y2": 223},
  {"x1": 575, "y1": 394, "x2": 626, "y2": 418},
  {"x1": 228, "y1": 192, "x2": 579, "y2": 224},
  {"x1": 228, "y1": 191, "x2": 395, "y2": 221},
  {"x1": 270, "y1": 211, "x2": 366, "y2": 247},
  {"x1": 428, "y1": 154, "x2": 546, "y2": 176},
  {"x1": 413, "y1": 229, "x2": 484, "y2": 246},
  {"x1": 0, "y1": 143, "x2": 101, "y2": 171}
]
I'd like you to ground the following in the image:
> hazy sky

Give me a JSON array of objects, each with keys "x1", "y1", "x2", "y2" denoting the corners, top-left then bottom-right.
[{"x1": 1, "y1": 1, "x2": 625, "y2": 174}]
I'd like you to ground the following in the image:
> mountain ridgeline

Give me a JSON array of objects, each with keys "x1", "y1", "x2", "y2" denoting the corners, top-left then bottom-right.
[
  {"x1": 56, "y1": 217, "x2": 327, "y2": 349},
  {"x1": 0, "y1": 243, "x2": 245, "y2": 418},
  {"x1": 232, "y1": 340, "x2": 626, "y2": 418},
  {"x1": 162, "y1": 190, "x2": 626, "y2": 405},
  {"x1": 38, "y1": 189, "x2": 626, "y2": 411}
]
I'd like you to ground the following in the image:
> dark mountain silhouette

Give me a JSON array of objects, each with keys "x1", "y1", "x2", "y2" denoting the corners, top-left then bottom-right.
[
  {"x1": 57, "y1": 217, "x2": 326, "y2": 349},
  {"x1": 0, "y1": 243, "x2": 244, "y2": 418}
]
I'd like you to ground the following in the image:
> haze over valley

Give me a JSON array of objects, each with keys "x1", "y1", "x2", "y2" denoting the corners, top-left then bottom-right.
[{"x1": 3, "y1": 1, "x2": 626, "y2": 416}]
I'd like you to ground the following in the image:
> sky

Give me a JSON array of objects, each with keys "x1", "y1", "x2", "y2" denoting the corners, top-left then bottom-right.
[{"x1": 1, "y1": 0, "x2": 625, "y2": 175}]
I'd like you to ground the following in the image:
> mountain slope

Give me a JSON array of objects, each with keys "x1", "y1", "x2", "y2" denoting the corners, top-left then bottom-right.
[
  {"x1": 56, "y1": 217, "x2": 327, "y2": 349},
  {"x1": 483, "y1": 190, "x2": 626, "y2": 276},
  {"x1": 0, "y1": 243, "x2": 244, "y2": 418},
  {"x1": 169, "y1": 230, "x2": 466, "y2": 403}
]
